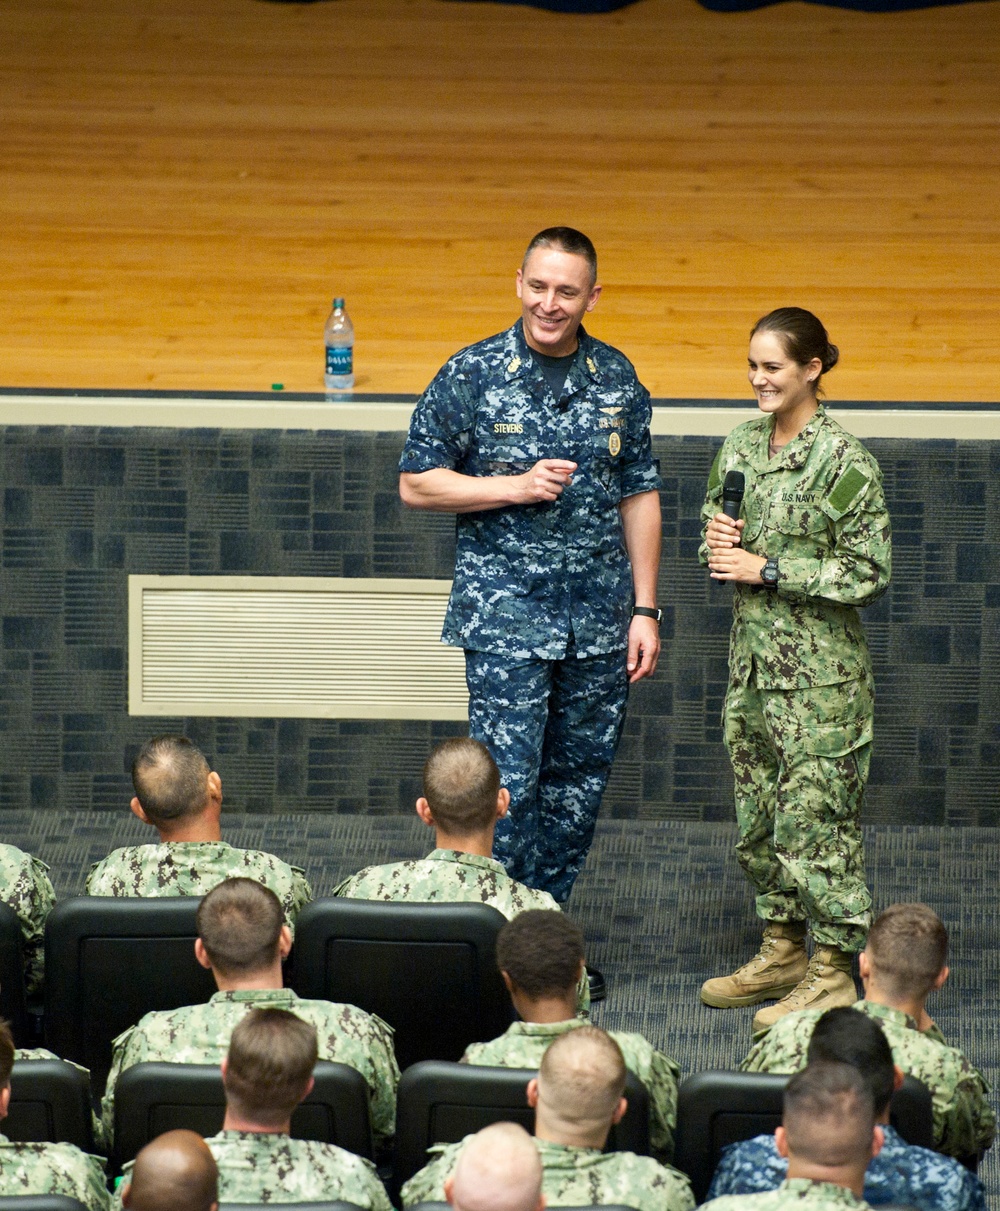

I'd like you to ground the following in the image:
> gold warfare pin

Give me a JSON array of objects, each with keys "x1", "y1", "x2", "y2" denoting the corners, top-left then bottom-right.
[
  {"x1": 609, "y1": 432, "x2": 622, "y2": 456},
  {"x1": 507, "y1": 357, "x2": 521, "y2": 374}
]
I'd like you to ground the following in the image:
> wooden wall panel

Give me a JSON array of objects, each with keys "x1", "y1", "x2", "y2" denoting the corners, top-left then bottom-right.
[{"x1": 1, "y1": 0, "x2": 997, "y2": 400}]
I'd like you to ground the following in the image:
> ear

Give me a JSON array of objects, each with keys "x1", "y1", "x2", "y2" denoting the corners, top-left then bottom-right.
[
  {"x1": 415, "y1": 797, "x2": 435, "y2": 828},
  {"x1": 805, "y1": 356, "x2": 822, "y2": 383},
  {"x1": 0, "y1": 1085, "x2": 10, "y2": 1120},
  {"x1": 121, "y1": 1184, "x2": 132, "y2": 1210},
  {"x1": 535, "y1": 1196, "x2": 546, "y2": 1211},
  {"x1": 301, "y1": 1075, "x2": 315, "y2": 1104},
  {"x1": 931, "y1": 965, "x2": 949, "y2": 991},
  {"x1": 775, "y1": 1126, "x2": 789, "y2": 1159},
  {"x1": 575, "y1": 958, "x2": 586, "y2": 985},
  {"x1": 277, "y1": 925, "x2": 293, "y2": 961},
  {"x1": 444, "y1": 1177, "x2": 455, "y2": 1208},
  {"x1": 496, "y1": 787, "x2": 510, "y2": 820},
  {"x1": 871, "y1": 1124, "x2": 885, "y2": 1160},
  {"x1": 501, "y1": 970, "x2": 515, "y2": 995},
  {"x1": 858, "y1": 951, "x2": 871, "y2": 981},
  {"x1": 194, "y1": 938, "x2": 213, "y2": 970},
  {"x1": 892, "y1": 1064, "x2": 904, "y2": 1092},
  {"x1": 610, "y1": 1096, "x2": 627, "y2": 1126},
  {"x1": 515, "y1": 268, "x2": 524, "y2": 299},
  {"x1": 206, "y1": 771, "x2": 223, "y2": 805},
  {"x1": 130, "y1": 797, "x2": 150, "y2": 825},
  {"x1": 585, "y1": 282, "x2": 602, "y2": 312},
  {"x1": 526, "y1": 1078, "x2": 539, "y2": 1109},
  {"x1": 220, "y1": 1057, "x2": 228, "y2": 1081}
]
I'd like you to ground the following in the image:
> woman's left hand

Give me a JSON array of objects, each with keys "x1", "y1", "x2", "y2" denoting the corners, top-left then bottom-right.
[{"x1": 708, "y1": 547, "x2": 769, "y2": 584}]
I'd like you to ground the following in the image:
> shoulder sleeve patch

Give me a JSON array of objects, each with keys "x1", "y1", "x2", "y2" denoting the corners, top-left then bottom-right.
[
  {"x1": 707, "y1": 449, "x2": 724, "y2": 495},
  {"x1": 825, "y1": 464, "x2": 871, "y2": 519}
]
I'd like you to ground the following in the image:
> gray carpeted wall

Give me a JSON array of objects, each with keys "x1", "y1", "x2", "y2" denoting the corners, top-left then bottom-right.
[{"x1": 0, "y1": 424, "x2": 997, "y2": 824}]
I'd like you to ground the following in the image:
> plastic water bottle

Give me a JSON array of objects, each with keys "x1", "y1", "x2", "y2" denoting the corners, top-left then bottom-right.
[{"x1": 324, "y1": 298, "x2": 354, "y2": 390}]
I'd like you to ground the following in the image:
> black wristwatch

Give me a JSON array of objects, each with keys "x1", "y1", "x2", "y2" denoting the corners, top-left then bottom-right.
[
  {"x1": 631, "y1": 606, "x2": 663, "y2": 624},
  {"x1": 760, "y1": 557, "x2": 780, "y2": 589}
]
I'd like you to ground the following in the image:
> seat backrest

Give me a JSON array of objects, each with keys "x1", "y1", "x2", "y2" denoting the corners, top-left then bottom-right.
[
  {"x1": 6, "y1": 1059, "x2": 94, "y2": 1151},
  {"x1": 111, "y1": 1060, "x2": 374, "y2": 1175},
  {"x1": 674, "y1": 1070, "x2": 937, "y2": 1202},
  {"x1": 289, "y1": 899, "x2": 513, "y2": 1071},
  {"x1": 673, "y1": 1070, "x2": 788, "y2": 1202},
  {"x1": 0, "y1": 902, "x2": 28, "y2": 1046},
  {"x1": 393, "y1": 1061, "x2": 650, "y2": 1201},
  {"x1": 43, "y1": 897, "x2": 217, "y2": 1090},
  {"x1": 889, "y1": 1075, "x2": 934, "y2": 1151},
  {"x1": 0, "y1": 1197, "x2": 90, "y2": 1211}
]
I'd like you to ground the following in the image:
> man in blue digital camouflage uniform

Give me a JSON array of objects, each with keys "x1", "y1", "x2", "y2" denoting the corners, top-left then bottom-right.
[{"x1": 399, "y1": 227, "x2": 662, "y2": 903}]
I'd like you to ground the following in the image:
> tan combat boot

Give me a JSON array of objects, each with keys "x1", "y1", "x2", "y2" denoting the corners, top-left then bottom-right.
[
  {"x1": 751, "y1": 944, "x2": 857, "y2": 1033},
  {"x1": 700, "y1": 922, "x2": 808, "y2": 1008}
]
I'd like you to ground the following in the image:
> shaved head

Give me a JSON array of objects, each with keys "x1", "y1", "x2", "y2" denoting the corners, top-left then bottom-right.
[
  {"x1": 447, "y1": 1123, "x2": 543, "y2": 1211},
  {"x1": 784, "y1": 1063, "x2": 876, "y2": 1168},
  {"x1": 537, "y1": 1026, "x2": 625, "y2": 1134},
  {"x1": 122, "y1": 1130, "x2": 218, "y2": 1211}
]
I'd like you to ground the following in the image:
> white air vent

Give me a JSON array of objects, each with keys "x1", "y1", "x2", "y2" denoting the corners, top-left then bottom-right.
[{"x1": 129, "y1": 576, "x2": 467, "y2": 720}]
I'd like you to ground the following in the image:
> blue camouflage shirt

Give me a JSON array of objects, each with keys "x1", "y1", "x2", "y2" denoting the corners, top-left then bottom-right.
[
  {"x1": 400, "y1": 320, "x2": 661, "y2": 659},
  {"x1": 706, "y1": 1126, "x2": 986, "y2": 1211}
]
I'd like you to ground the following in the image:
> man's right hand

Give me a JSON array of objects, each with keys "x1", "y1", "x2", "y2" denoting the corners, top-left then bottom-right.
[{"x1": 515, "y1": 459, "x2": 578, "y2": 504}]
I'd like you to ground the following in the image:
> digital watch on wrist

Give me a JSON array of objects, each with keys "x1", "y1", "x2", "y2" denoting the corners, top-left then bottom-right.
[{"x1": 760, "y1": 557, "x2": 780, "y2": 589}]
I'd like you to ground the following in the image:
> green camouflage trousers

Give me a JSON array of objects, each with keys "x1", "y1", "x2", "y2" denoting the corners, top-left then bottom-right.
[{"x1": 723, "y1": 673, "x2": 874, "y2": 952}]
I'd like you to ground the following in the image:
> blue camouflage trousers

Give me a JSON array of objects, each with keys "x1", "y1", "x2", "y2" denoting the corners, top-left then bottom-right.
[
  {"x1": 465, "y1": 643, "x2": 629, "y2": 903},
  {"x1": 724, "y1": 671, "x2": 874, "y2": 953}
]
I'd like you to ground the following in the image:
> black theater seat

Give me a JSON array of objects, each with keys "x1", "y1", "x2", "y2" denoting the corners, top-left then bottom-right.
[{"x1": 289, "y1": 899, "x2": 513, "y2": 1071}]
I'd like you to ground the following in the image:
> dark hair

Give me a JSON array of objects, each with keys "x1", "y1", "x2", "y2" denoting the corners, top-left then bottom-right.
[
  {"x1": 750, "y1": 307, "x2": 839, "y2": 393},
  {"x1": 132, "y1": 735, "x2": 210, "y2": 823},
  {"x1": 224, "y1": 1008, "x2": 317, "y2": 1126},
  {"x1": 867, "y1": 903, "x2": 948, "y2": 999},
  {"x1": 423, "y1": 738, "x2": 502, "y2": 834},
  {"x1": 807, "y1": 1007, "x2": 894, "y2": 1115},
  {"x1": 0, "y1": 1019, "x2": 13, "y2": 1086},
  {"x1": 523, "y1": 227, "x2": 598, "y2": 286},
  {"x1": 496, "y1": 910, "x2": 584, "y2": 999},
  {"x1": 196, "y1": 878, "x2": 284, "y2": 976},
  {"x1": 783, "y1": 1061, "x2": 875, "y2": 1167}
]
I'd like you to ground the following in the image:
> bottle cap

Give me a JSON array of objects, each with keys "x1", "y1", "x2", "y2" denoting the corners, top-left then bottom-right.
[{"x1": 333, "y1": 297, "x2": 345, "y2": 309}]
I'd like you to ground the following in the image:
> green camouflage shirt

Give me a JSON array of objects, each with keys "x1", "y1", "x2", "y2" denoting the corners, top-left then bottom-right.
[
  {"x1": 85, "y1": 840, "x2": 312, "y2": 927},
  {"x1": 197, "y1": 1130, "x2": 390, "y2": 1209},
  {"x1": 100, "y1": 987, "x2": 399, "y2": 1149},
  {"x1": 0, "y1": 1132, "x2": 109, "y2": 1211},
  {"x1": 700, "y1": 407, "x2": 891, "y2": 689},
  {"x1": 741, "y1": 1000, "x2": 996, "y2": 1159},
  {"x1": 0, "y1": 844, "x2": 56, "y2": 997},
  {"x1": 461, "y1": 1017, "x2": 680, "y2": 1161},
  {"x1": 333, "y1": 848, "x2": 559, "y2": 917},
  {"x1": 703, "y1": 1176, "x2": 870, "y2": 1210},
  {"x1": 402, "y1": 1134, "x2": 694, "y2": 1211}
]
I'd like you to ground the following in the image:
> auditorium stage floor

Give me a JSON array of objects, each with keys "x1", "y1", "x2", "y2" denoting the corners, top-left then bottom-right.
[
  {"x1": 2, "y1": 0, "x2": 998, "y2": 401},
  {"x1": 16, "y1": 810, "x2": 999, "y2": 1198}
]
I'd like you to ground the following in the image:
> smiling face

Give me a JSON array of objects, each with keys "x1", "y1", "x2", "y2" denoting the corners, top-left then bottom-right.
[
  {"x1": 747, "y1": 329, "x2": 822, "y2": 430},
  {"x1": 516, "y1": 247, "x2": 601, "y2": 358}
]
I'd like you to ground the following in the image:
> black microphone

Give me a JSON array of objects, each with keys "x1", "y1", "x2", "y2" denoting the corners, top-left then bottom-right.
[{"x1": 722, "y1": 470, "x2": 745, "y2": 521}]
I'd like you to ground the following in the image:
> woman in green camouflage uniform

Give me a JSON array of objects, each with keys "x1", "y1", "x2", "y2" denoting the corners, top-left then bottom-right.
[{"x1": 698, "y1": 308, "x2": 892, "y2": 1033}]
